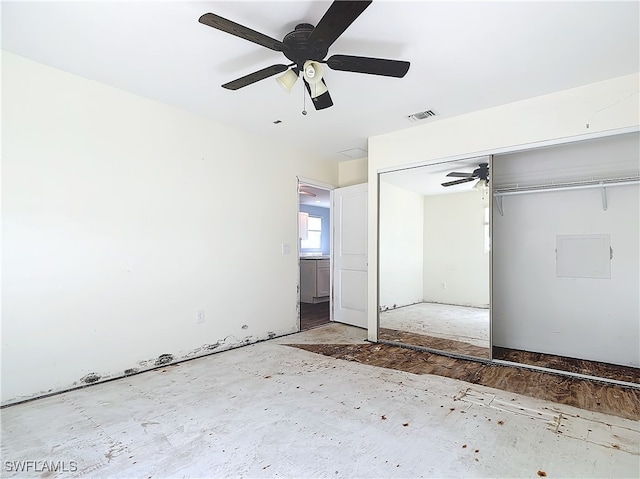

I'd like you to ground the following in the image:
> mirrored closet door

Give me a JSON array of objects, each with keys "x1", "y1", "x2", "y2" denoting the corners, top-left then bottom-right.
[{"x1": 378, "y1": 157, "x2": 492, "y2": 360}]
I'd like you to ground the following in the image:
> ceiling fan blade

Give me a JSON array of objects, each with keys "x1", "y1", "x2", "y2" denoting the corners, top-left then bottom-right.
[
  {"x1": 307, "y1": 1, "x2": 372, "y2": 51},
  {"x1": 441, "y1": 177, "x2": 476, "y2": 187},
  {"x1": 222, "y1": 64, "x2": 289, "y2": 90},
  {"x1": 446, "y1": 172, "x2": 474, "y2": 178},
  {"x1": 199, "y1": 13, "x2": 287, "y2": 52},
  {"x1": 326, "y1": 55, "x2": 410, "y2": 78}
]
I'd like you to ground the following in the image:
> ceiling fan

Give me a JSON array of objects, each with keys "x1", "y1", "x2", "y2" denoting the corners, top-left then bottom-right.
[
  {"x1": 198, "y1": 0, "x2": 410, "y2": 110},
  {"x1": 299, "y1": 187, "x2": 317, "y2": 197},
  {"x1": 441, "y1": 163, "x2": 490, "y2": 188}
]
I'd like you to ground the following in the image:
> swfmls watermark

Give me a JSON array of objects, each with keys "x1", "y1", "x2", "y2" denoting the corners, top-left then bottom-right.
[{"x1": 4, "y1": 460, "x2": 78, "y2": 473}]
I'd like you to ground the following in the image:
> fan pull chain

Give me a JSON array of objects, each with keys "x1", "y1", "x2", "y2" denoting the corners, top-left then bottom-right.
[{"x1": 302, "y1": 79, "x2": 307, "y2": 116}]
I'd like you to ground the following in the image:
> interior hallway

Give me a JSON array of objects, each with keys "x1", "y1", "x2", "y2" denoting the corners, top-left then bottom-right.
[
  {"x1": 300, "y1": 301, "x2": 330, "y2": 331},
  {"x1": 1, "y1": 324, "x2": 638, "y2": 478}
]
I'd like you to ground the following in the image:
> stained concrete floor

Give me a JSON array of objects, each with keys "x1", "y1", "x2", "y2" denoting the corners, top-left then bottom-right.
[
  {"x1": 1, "y1": 324, "x2": 638, "y2": 478},
  {"x1": 379, "y1": 302, "x2": 490, "y2": 351}
]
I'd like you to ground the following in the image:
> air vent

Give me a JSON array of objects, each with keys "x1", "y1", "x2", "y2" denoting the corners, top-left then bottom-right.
[
  {"x1": 338, "y1": 147, "x2": 368, "y2": 159},
  {"x1": 407, "y1": 110, "x2": 436, "y2": 122}
]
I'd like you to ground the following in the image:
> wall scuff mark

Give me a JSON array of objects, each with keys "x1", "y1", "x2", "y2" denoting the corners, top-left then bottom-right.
[
  {"x1": 80, "y1": 373, "x2": 101, "y2": 384},
  {"x1": 154, "y1": 354, "x2": 174, "y2": 366},
  {"x1": 3, "y1": 329, "x2": 293, "y2": 407}
]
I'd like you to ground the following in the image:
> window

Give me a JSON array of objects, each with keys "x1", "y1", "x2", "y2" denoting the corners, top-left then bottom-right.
[
  {"x1": 301, "y1": 216, "x2": 322, "y2": 250},
  {"x1": 484, "y1": 206, "x2": 491, "y2": 253}
]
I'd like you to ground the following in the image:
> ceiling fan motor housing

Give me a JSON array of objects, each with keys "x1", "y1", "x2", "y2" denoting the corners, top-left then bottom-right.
[
  {"x1": 476, "y1": 163, "x2": 489, "y2": 181},
  {"x1": 282, "y1": 24, "x2": 328, "y2": 70}
]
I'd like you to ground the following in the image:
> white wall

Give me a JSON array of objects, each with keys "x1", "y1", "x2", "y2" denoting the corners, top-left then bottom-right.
[
  {"x1": 492, "y1": 133, "x2": 640, "y2": 367},
  {"x1": 1, "y1": 52, "x2": 337, "y2": 405},
  {"x1": 423, "y1": 191, "x2": 489, "y2": 308},
  {"x1": 378, "y1": 180, "x2": 423, "y2": 309},
  {"x1": 338, "y1": 157, "x2": 368, "y2": 187},
  {"x1": 367, "y1": 73, "x2": 640, "y2": 341}
]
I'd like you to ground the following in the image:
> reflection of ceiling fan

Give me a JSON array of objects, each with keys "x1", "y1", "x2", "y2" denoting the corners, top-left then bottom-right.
[
  {"x1": 441, "y1": 163, "x2": 490, "y2": 188},
  {"x1": 198, "y1": 0, "x2": 410, "y2": 110}
]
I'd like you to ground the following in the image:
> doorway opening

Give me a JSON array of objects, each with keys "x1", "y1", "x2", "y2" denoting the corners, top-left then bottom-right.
[{"x1": 298, "y1": 179, "x2": 333, "y2": 331}]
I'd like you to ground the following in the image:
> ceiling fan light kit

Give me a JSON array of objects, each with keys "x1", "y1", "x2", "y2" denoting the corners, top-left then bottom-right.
[
  {"x1": 303, "y1": 60, "x2": 324, "y2": 84},
  {"x1": 276, "y1": 69, "x2": 299, "y2": 93},
  {"x1": 198, "y1": 0, "x2": 410, "y2": 111},
  {"x1": 309, "y1": 79, "x2": 329, "y2": 99},
  {"x1": 473, "y1": 179, "x2": 488, "y2": 190}
]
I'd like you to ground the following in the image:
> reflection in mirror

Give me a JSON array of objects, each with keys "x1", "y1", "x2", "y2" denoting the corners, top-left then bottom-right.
[{"x1": 378, "y1": 157, "x2": 491, "y2": 359}]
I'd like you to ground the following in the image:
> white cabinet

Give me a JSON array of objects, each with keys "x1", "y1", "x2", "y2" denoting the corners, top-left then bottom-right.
[
  {"x1": 316, "y1": 260, "x2": 330, "y2": 297},
  {"x1": 300, "y1": 258, "x2": 330, "y2": 303}
]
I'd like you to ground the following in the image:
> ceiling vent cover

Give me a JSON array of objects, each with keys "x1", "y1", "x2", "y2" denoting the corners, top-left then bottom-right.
[{"x1": 408, "y1": 110, "x2": 436, "y2": 122}]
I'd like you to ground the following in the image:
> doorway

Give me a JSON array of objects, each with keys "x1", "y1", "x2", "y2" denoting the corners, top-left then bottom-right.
[{"x1": 298, "y1": 178, "x2": 333, "y2": 331}]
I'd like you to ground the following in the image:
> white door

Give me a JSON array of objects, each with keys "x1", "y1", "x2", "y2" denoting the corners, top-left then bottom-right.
[{"x1": 333, "y1": 183, "x2": 368, "y2": 328}]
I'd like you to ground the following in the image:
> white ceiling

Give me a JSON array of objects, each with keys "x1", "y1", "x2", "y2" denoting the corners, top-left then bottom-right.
[{"x1": 2, "y1": 1, "x2": 638, "y2": 163}]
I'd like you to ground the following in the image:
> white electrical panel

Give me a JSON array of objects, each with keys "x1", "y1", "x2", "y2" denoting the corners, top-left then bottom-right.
[{"x1": 556, "y1": 234, "x2": 611, "y2": 279}]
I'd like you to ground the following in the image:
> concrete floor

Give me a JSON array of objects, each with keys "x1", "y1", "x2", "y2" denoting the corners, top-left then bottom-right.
[
  {"x1": 379, "y1": 302, "x2": 490, "y2": 347},
  {"x1": 1, "y1": 324, "x2": 638, "y2": 478}
]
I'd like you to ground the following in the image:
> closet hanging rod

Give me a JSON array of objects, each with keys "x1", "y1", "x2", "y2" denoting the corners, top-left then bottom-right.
[{"x1": 493, "y1": 177, "x2": 640, "y2": 197}]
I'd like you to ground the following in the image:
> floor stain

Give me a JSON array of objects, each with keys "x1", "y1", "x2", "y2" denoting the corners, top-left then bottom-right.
[{"x1": 104, "y1": 442, "x2": 127, "y2": 462}]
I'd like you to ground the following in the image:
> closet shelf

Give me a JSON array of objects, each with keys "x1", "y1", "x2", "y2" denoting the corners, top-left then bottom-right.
[{"x1": 492, "y1": 175, "x2": 640, "y2": 215}]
